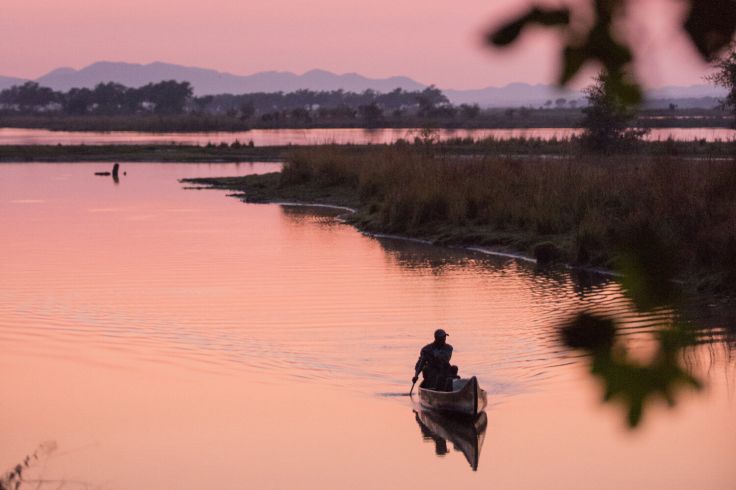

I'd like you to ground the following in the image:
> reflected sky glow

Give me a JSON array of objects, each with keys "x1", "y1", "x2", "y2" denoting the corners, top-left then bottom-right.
[{"x1": 0, "y1": 163, "x2": 734, "y2": 489}]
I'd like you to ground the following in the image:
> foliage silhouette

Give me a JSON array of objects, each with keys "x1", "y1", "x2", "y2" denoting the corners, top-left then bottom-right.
[
  {"x1": 580, "y1": 72, "x2": 648, "y2": 150},
  {"x1": 488, "y1": 0, "x2": 736, "y2": 104},
  {"x1": 559, "y1": 221, "x2": 706, "y2": 428},
  {"x1": 707, "y1": 43, "x2": 736, "y2": 126}
]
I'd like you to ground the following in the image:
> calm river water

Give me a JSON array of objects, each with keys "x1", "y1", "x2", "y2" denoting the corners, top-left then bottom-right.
[
  {"x1": 1, "y1": 163, "x2": 734, "y2": 489},
  {"x1": 1, "y1": 127, "x2": 736, "y2": 146}
]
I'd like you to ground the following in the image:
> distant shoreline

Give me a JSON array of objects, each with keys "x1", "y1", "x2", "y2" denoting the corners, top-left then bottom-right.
[
  {"x1": 0, "y1": 144, "x2": 288, "y2": 162},
  {"x1": 2, "y1": 137, "x2": 736, "y2": 163},
  {"x1": 0, "y1": 108, "x2": 733, "y2": 133}
]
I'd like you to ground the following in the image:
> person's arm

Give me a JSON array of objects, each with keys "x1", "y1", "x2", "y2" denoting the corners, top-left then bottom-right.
[
  {"x1": 413, "y1": 357, "x2": 426, "y2": 381},
  {"x1": 413, "y1": 347, "x2": 429, "y2": 382},
  {"x1": 414, "y1": 354, "x2": 424, "y2": 374}
]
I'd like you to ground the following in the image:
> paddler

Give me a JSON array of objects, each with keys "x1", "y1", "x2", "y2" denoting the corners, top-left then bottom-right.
[{"x1": 412, "y1": 329, "x2": 459, "y2": 391}]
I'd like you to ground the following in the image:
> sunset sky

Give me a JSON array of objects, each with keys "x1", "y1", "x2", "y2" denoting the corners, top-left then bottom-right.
[{"x1": 0, "y1": 0, "x2": 715, "y2": 89}]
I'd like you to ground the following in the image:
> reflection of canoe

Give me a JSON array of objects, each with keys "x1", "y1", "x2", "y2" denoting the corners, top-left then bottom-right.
[
  {"x1": 418, "y1": 376, "x2": 487, "y2": 417},
  {"x1": 415, "y1": 410, "x2": 488, "y2": 471}
]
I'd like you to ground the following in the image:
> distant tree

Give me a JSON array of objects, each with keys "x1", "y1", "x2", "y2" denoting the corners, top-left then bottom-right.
[
  {"x1": 238, "y1": 102, "x2": 255, "y2": 120},
  {"x1": 192, "y1": 95, "x2": 214, "y2": 114},
  {"x1": 580, "y1": 72, "x2": 647, "y2": 151},
  {"x1": 290, "y1": 107, "x2": 311, "y2": 122},
  {"x1": 139, "y1": 80, "x2": 192, "y2": 114},
  {"x1": 434, "y1": 104, "x2": 458, "y2": 118},
  {"x1": 707, "y1": 43, "x2": 736, "y2": 126},
  {"x1": 555, "y1": 97, "x2": 567, "y2": 108},
  {"x1": 260, "y1": 112, "x2": 278, "y2": 123},
  {"x1": 379, "y1": 88, "x2": 413, "y2": 111},
  {"x1": 416, "y1": 85, "x2": 449, "y2": 116},
  {"x1": 544, "y1": 99, "x2": 553, "y2": 109},
  {"x1": 568, "y1": 100, "x2": 578, "y2": 109},
  {"x1": 63, "y1": 87, "x2": 94, "y2": 114},
  {"x1": 0, "y1": 82, "x2": 58, "y2": 111},
  {"x1": 459, "y1": 103, "x2": 481, "y2": 119},
  {"x1": 332, "y1": 104, "x2": 357, "y2": 119},
  {"x1": 358, "y1": 102, "x2": 383, "y2": 125},
  {"x1": 91, "y1": 82, "x2": 128, "y2": 114}
]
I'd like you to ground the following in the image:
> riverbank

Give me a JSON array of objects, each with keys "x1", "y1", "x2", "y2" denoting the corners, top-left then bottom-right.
[
  {"x1": 184, "y1": 146, "x2": 736, "y2": 293},
  {"x1": 2, "y1": 136, "x2": 736, "y2": 162},
  {"x1": 1, "y1": 108, "x2": 733, "y2": 132},
  {"x1": 0, "y1": 144, "x2": 287, "y2": 162}
]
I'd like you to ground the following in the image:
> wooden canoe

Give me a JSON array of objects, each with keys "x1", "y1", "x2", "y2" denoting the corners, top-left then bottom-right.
[{"x1": 417, "y1": 376, "x2": 487, "y2": 417}]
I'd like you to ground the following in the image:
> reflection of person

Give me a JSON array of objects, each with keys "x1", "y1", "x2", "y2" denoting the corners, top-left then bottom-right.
[
  {"x1": 414, "y1": 412, "x2": 448, "y2": 455},
  {"x1": 412, "y1": 329, "x2": 459, "y2": 391}
]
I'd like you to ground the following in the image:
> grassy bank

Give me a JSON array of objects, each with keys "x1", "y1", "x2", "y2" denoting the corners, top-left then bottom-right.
[
  {"x1": 1, "y1": 108, "x2": 732, "y2": 132},
  {"x1": 2, "y1": 136, "x2": 736, "y2": 163},
  {"x1": 0, "y1": 114, "x2": 255, "y2": 132},
  {"x1": 0, "y1": 144, "x2": 288, "y2": 162},
  {"x1": 186, "y1": 146, "x2": 736, "y2": 292}
]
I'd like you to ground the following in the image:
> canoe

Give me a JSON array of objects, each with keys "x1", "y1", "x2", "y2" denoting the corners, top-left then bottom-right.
[
  {"x1": 414, "y1": 409, "x2": 488, "y2": 471},
  {"x1": 417, "y1": 376, "x2": 487, "y2": 417}
]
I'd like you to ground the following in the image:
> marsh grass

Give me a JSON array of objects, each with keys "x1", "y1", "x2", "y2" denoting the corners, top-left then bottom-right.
[
  {"x1": 1, "y1": 108, "x2": 732, "y2": 132},
  {"x1": 279, "y1": 146, "x2": 736, "y2": 288}
]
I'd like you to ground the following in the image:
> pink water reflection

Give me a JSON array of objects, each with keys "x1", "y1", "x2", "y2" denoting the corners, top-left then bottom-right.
[
  {"x1": 1, "y1": 126, "x2": 735, "y2": 146},
  {"x1": 0, "y1": 163, "x2": 734, "y2": 489}
]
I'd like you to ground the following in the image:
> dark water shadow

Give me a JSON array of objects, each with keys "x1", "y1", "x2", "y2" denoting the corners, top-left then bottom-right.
[
  {"x1": 557, "y1": 225, "x2": 736, "y2": 428},
  {"x1": 414, "y1": 410, "x2": 488, "y2": 471}
]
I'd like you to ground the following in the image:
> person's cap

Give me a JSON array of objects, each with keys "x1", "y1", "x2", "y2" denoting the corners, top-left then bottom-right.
[{"x1": 434, "y1": 328, "x2": 449, "y2": 339}]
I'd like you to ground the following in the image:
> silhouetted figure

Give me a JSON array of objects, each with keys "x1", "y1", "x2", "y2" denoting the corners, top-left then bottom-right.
[
  {"x1": 413, "y1": 329, "x2": 459, "y2": 391},
  {"x1": 112, "y1": 163, "x2": 119, "y2": 179}
]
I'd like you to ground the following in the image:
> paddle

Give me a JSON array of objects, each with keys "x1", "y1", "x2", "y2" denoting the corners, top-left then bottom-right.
[{"x1": 409, "y1": 377, "x2": 418, "y2": 396}]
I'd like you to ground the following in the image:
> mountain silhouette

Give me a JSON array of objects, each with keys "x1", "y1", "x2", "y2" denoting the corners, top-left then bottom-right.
[
  {"x1": 34, "y1": 61, "x2": 425, "y2": 95},
  {"x1": 0, "y1": 61, "x2": 727, "y2": 107}
]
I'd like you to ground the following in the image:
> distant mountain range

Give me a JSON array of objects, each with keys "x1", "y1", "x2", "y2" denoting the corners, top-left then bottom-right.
[{"x1": 0, "y1": 61, "x2": 728, "y2": 107}]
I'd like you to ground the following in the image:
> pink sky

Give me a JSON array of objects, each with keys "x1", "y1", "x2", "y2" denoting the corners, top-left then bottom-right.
[{"x1": 0, "y1": 0, "x2": 716, "y2": 89}]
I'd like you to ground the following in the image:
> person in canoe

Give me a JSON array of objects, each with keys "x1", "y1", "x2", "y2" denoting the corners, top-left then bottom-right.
[{"x1": 412, "y1": 329, "x2": 459, "y2": 391}]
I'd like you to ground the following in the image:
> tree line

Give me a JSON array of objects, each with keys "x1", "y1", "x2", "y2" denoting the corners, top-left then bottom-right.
[
  {"x1": 0, "y1": 81, "x2": 481, "y2": 122},
  {"x1": 0, "y1": 80, "x2": 193, "y2": 115}
]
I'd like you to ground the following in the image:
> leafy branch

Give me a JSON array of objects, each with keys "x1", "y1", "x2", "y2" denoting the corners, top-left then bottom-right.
[{"x1": 488, "y1": 0, "x2": 736, "y2": 104}]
